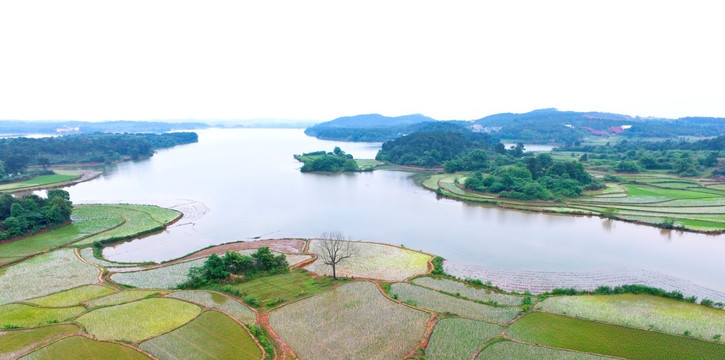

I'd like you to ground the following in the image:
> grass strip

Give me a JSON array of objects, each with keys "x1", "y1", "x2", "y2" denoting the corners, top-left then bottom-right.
[
  {"x1": 507, "y1": 312, "x2": 725, "y2": 360},
  {"x1": 140, "y1": 310, "x2": 262, "y2": 360}
]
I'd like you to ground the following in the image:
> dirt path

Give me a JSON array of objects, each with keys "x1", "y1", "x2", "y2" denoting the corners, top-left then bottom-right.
[
  {"x1": 73, "y1": 248, "x2": 104, "y2": 283},
  {"x1": 257, "y1": 311, "x2": 297, "y2": 360}
]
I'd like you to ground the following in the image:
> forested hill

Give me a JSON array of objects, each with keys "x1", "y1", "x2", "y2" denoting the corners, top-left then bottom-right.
[
  {"x1": 474, "y1": 108, "x2": 725, "y2": 143},
  {"x1": 375, "y1": 131, "x2": 497, "y2": 167},
  {"x1": 305, "y1": 109, "x2": 725, "y2": 144},
  {"x1": 304, "y1": 113, "x2": 450, "y2": 141},
  {"x1": 0, "y1": 132, "x2": 198, "y2": 171}
]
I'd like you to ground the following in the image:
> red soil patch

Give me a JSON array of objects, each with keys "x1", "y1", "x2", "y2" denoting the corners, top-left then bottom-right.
[
  {"x1": 188, "y1": 239, "x2": 306, "y2": 258},
  {"x1": 258, "y1": 311, "x2": 297, "y2": 360}
]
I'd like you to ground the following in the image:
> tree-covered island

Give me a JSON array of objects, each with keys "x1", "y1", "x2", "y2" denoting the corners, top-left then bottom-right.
[{"x1": 294, "y1": 147, "x2": 381, "y2": 172}]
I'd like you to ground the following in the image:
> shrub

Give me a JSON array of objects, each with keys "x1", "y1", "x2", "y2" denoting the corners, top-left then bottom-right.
[
  {"x1": 659, "y1": 218, "x2": 675, "y2": 229},
  {"x1": 244, "y1": 295, "x2": 260, "y2": 307},
  {"x1": 248, "y1": 324, "x2": 274, "y2": 360},
  {"x1": 464, "y1": 278, "x2": 484, "y2": 286},
  {"x1": 431, "y1": 256, "x2": 445, "y2": 275}
]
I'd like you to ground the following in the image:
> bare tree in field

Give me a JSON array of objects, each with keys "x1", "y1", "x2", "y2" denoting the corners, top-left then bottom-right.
[{"x1": 318, "y1": 231, "x2": 356, "y2": 279}]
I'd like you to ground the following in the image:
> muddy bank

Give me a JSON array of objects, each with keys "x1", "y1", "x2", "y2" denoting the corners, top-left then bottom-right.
[{"x1": 444, "y1": 261, "x2": 725, "y2": 303}]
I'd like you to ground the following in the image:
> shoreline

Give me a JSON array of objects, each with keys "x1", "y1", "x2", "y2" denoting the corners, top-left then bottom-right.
[
  {"x1": 422, "y1": 173, "x2": 725, "y2": 235},
  {"x1": 3, "y1": 168, "x2": 102, "y2": 195}
]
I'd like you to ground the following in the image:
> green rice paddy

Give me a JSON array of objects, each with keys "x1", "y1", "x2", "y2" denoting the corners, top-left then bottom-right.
[
  {"x1": 75, "y1": 205, "x2": 180, "y2": 246},
  {"x1": 76, "y1": 298, "x2": 201, "y2": 342},
  {"x1": 0, "y1": 324, "x2": 80, "y2": 360},
  {"x1": 140, "y1": 310, "x2": 262, "y2": 360},
  {"x1": 478, "y1": 341, "x2": 608, "y2": 359},
  {"x1": 539, "y1": 294, "x2": 725, "y2": 341},
  {"x1": 25, "y1": 285, "x2": 115, "y2": 307},
  {"x1": 20, "y1": 335, "x2": 151, "y2": 360},
  {"x1": 0, "y1": 172, "x2": 81, "y2": 193},
  {"x1": 0, "y1": 205, "x2": 123, "y2": 265},
  {"x1": 87, "y1": 290, "x2": 162, "y2": 308},
  {"x1": 0, "y1": 304, "x2": 85, "y2": 328},
  {"x1": 226, "y1": 270, "x2": 339, "y2": 308},
  {"x1": 507, "y1": 312, "x2": 725, "y2": 360}
]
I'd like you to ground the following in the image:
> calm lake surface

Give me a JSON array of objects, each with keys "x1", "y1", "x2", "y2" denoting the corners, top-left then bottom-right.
[{"x1": 66, "y1": 128, "x2": 725, "y2": 292}]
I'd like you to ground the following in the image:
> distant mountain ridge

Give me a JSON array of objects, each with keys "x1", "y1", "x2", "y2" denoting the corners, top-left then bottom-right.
[
  {"x1": 305, "y1": 109, "x2": 725, "y2": 143},
  {"x1": 0, "y1": 120, "x2": 208, "y2": 137},
  {"x1": 303, "y1": 113, "x2": 443, "y2": 141},
  {"x1": 307, "y1": 113, "x2": 433, "y2": 129}
]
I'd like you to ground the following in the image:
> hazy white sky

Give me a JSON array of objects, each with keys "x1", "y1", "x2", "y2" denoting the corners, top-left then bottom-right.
[{"x1": 1, "y1": 0, "x2": 724, "y2": 122}]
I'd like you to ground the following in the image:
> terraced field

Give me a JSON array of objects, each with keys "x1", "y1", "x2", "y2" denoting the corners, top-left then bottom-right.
[
  {"x1": 305, "y1": 240, "x2": 431, "y2": 281},
  {"x1": 0, "y1": 249, "x2": 99, "y2": 305},
  {"x1": 0, "y1": 171, "x2": 81, "y2": 193},
  {"x1": 422, "y1": 172, "x2": 725, "y2": 232},
  {"x1": 75, "y1": 204, "x2": 181, "y2": 246},
  {"x1": 425, "y1": 318, "x2": 501, "y2": 360},
  {"x1": 2, "y1": 211, "x2": 724, "y2": 360},
  {"x1": 140, "y1": 311, "x2": 262, "y2": 360},
  {"x1": 0, "y1": 324, "x2": 81, "y2": 360},
  {"x1": 227, "y1": 270, "x2": 339, "y2": 309},
  {"x1": 20, "y1": 336, "x2": 150, "y2": 360},
  {"x1": 539, "y1": 294, "x2": 725, "y2": 341},
  {"x1": 25, "y1": 285, "x2": 115, "y2": 307},
  {"x1": 76, "y1": 298, "x2": 201, "y2": 342},
  {"x1": 0, "y1": 205, "x2": 123, "y2": 265},
  {"x1": 478, "y1": 341, "x2": 609, "y2": 360},
  {"x1": 0, "y1": 304, "x2": 85, "y2": 328},
  {"x1": 389, "y1": 283, "x2": 519, "y2": 325},
  {"x1": 110, "y1": 258, "x2": 206, "y2": 289},
  {"x1": 88, "y1": 290, "x2": 163, "y2": 308},
  {"x1": 166, "y1": 291, "x2": 256, "y2": 324},
  {"x1": 507, "y1": 312, "x2": 725, "y2": 360},
  {"x1": 411, "y1": 276, "x2": 523, "y2": 306},
  {"x1": 269, "y1": 281, "x2": 429, "y2": 360}
]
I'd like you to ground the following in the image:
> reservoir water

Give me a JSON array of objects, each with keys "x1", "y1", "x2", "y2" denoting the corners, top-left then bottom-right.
[{"x1": 65, "y1": 128, "x2": 725, "y2": 292}]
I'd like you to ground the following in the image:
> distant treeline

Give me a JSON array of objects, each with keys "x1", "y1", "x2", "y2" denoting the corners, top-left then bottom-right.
[
  {"x1": 557, "y1": 137, "x2": 724, "y2": 177},
  {"x1": 306, "y1": 120, "x2": 468, "y2": 142},
  {"x1": 463, "y1": 153, "x2": 601, "y2": 200},
  {"x1": 0, "y1": 190, "x2": 72, "y2": 240},
  {"x1": 376, "y1": 130, "x2": 602, "y2": 200},
  {"x1": 0, "y1": 120, "x2": 207, "y2": 135},
  {"x1": 0, "y1": 132, "x2": 198, "y2": 173},
  {"x1": 474, "y1": 109, "x2": 725, "y2": 143}
]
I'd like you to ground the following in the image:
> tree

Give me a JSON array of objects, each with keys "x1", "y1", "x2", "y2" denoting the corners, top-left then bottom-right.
[
  {"x1": 223, "y1": 251, "x2": 254, "y2": 274},
  {"x1": 203, "y1": 254, "x2": 229, "y2": 280},
  {"x1": 4, "y1": 155, "x2": 29, "y2": 174},
  {"x1": 37, "y1": 157, "x2": 50, "y2": 169},
  {"x1": 318, "y1": 232, "x2": 356, "y2": 279}
]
